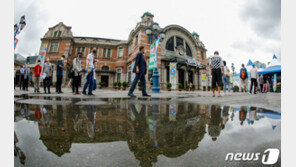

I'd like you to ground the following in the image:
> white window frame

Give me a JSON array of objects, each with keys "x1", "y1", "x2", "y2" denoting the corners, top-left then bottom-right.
[
  {"x1": 118, "y1": 47, "x2": 124, "y2": 58},
  {"x1": 49, "y1": 42, "x2": 59, "y2": 52}
]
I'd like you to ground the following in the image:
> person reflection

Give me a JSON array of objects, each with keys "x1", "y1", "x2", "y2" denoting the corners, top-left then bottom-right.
[
  {"x1": 57, "y1": 105, "x2": 64, "y2": 131},
  {"x1": 208, "y1": 105, "x2": 222, "y2": 141},
  {"x1": 85, "y1": 105, "x2": 97, "y2": 138},
  {"x1": 129, "y1": 103, "x2": 147, "y2": 137},
  {"x1": 14, "y1": 131, "x2": 26, "y2": 165},
  {"x1": 221, "y1": 106, "x2": 230, "y2": 129},
  {"x1": 247, "y1": 107, "x2": 257, "y2": 125},
  {"x1": 239, "y1": 106, "x2": 247, "y2": 125}
]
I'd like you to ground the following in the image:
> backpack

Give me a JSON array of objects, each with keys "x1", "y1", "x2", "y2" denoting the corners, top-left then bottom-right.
[{"x1": 241, "y1": 68, "x2": 247, "y2": 79}]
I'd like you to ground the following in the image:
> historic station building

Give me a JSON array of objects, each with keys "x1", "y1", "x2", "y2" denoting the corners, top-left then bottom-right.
[{"x1": 40, "y1": 12, "x2": 208, "y2": 89}]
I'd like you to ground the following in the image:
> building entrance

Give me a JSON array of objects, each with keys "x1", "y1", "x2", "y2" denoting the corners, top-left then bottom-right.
[{"x1": 101, "y1": 76, "x2": 109, "y2": 87}]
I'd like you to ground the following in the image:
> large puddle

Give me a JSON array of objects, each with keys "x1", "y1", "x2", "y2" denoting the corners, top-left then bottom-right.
[{"x1": 14, "y1": 97, "x2": 281, "y2": 167}]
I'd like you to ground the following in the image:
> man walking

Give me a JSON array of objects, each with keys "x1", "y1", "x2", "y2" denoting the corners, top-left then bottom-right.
[
  {"x1": 222, "y1": 61, "x2": 231, "y2": 92},
  {"x1": 249, "y1": 64, "x2": 258, "y2": 94},
  {"x1": 209, "y1": 51, "x2": 224, "y2": 97},
  {"x1": 259, "y1": 74, "x2": 264, "y2": 93},
  {"x1": 56, "y1": 55, "x2": 65, "y2": 94},
  {"x1": 34, "y1": 60, "x2": 42, "y2": 93},
  {"x1": 42, "y1": 58, "x2": 52, "y2": 94},
  {"x1": 128, "y1": 46, "x2": 151, "y2": 97},
  {"x1": 240, "y1": 64, "x2": 248, "y2": 92},
  {"x1": 82, "y1": 49, "x2": 96, "y2": 96}
]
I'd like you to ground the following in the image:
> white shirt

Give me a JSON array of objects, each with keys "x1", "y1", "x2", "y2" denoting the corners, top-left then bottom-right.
[
  {"x1": 224, "y1": 66, "x2": 229, "y2": 75},
  {"x1": 250, "y1": 68, "x2": 258, "y2": 79},
  {"x1": 86, "y1": 53, "x2": 94, "y2": 69}
]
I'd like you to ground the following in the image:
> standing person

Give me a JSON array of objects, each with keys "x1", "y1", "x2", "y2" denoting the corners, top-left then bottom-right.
[
  {"x1": 19, "y1": 65, "x2": 25, "y2": 90},
  {"x1": 42, "y1": 58, "x2": 53, "y2": 94},
  {"x1": 72, "y1": 53, "x2": 82, "y2": 95},
  {"x1": 229, "y1": 72, "x2": 234, "y2": 91},
  {"x1": 82, "y1": 49, "x2": 96, "y2": 96},
  {"x1": 259, "y1": 74, "x2": 264, "y2": 93},
  {"x1": 34, "y1": 60, "x2": 42, "y2": 93},
  {"x1": 92, "y1": 60, "x2": 98, "y2": 91},
  {"x1": 14, "y1": 67, "x2": 17, "y2": 90},
  {"x1": 128, "y1": 46, "x2": 150, "y2": 97},
  {"x1": 56, "y1": 55, "x2": 66, "y2": 94},
  {"x1": 23, "y1": 64, "x2": 30, "y2": 91},
  {"x1": 239, "y1": 64, "x2": 248, "y2": 93},
  {"x1": 222, "y1": 61, "x2": 230, "y2": 92},
  {"x1": 249, "y1": 65, "x2": 258, "y2": 94},
  {"x1": 209, "y1": 51, "x2": 224, "y2": 97}
]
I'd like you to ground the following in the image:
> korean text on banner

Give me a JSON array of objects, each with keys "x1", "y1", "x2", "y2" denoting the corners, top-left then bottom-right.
[
  {"x1": 169, "y1": 62, "x2": 177, "y2": 89},
  {"x1": 148, "y1": 39, "x2": 160, "y2": 70}
]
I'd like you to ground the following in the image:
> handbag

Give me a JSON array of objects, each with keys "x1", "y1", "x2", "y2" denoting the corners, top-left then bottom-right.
[{"x1": 68, "y1": 70, "x2": 74, "y2": 78}]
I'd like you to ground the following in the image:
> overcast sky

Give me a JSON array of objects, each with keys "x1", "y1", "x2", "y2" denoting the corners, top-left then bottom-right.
[{"x1": 14, "y1": 0, "x2": 281, "y2": 72}]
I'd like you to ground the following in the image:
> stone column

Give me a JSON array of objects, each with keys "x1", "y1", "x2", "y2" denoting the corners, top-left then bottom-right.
[
  {"x1": 193, "y1": 70, "x2": 198, "y2": 87},
  {"x1": 185, "y1": 69, "x2": 188, "y2": 86}
]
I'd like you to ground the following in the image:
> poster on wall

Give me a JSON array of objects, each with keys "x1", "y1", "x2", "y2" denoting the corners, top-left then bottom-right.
[
  {"x1": 148, "y1": 38, "x2": 160, "y2": 70},
  {"x1": 169, "y1": 62, "x2": 177, "y2": 89},
  {"x1": 201, "y1": 70, "x2": 207, "y2": 86}
]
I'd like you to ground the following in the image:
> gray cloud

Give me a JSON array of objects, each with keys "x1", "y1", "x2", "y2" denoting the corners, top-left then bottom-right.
[
  {"x1": 240, "y1": 0, "x2": 281, "y2": 40},
  {"x1": 14, "y1": 0, "x2": 50, "y2": 57},
  {"x1": 232, "y1": 39, "x2": 280, "y2": 54}
]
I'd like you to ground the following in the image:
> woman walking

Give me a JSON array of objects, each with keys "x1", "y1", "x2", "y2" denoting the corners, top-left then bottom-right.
[{"x1": 72, "y1": 52, "x2": 82, "y2": 95}]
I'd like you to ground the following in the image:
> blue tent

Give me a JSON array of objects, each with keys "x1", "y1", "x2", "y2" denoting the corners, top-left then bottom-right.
[{"x1": 258, "y1": 65, "x2": 281, "y2": 75}]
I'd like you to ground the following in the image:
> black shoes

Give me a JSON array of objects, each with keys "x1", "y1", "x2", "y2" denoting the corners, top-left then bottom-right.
[
  {"x1": 88, "y1": 92, "x2": 95, "y2": 96},
  {"x1": 82, "y1": 91, "x2": 87, "y2": 95},
  {"x1": 142, "y1": 94, "x2": 151, "y2": 97},
  {"x1": 128, "y1": 93, "x2": 136, "y2": 97}
]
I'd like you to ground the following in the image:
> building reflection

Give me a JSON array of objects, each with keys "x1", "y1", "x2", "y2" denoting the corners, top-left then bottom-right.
[{"x1": 14, "y1": 101, "x2": 280, "y2": 166}]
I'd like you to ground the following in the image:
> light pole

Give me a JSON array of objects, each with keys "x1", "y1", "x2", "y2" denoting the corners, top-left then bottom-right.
[{"x1": 145, "y1": 23, "x2": 166, "y2": 93}]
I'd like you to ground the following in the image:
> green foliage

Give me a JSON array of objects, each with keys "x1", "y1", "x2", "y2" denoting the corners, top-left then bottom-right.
[
  {"x1": 117, "y1": 82, "x2": 121, "y2": 87},
  {"x1": 192, "y1": 84, "x2": 196, "y2": 89},
  {"x1": 122, "y1": 82, "x2": 128, "y2": 87},
  {"x1": 178, "y1": 83, "x2": 183, "y2": 89},
  {"x1": 113, "y1": 82, "x2": 118, "y2": 87},
  {"x1": 233, "y1": 85, "x2": 239, "y2": 92},
  {"x1": 167, "y1": 83, "x2": 172, "y2": 88}
]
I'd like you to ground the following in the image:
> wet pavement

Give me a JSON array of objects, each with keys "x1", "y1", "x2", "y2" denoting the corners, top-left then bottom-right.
[{"x1": 14, "y1": 95, "x2": 281, "y2": 167}]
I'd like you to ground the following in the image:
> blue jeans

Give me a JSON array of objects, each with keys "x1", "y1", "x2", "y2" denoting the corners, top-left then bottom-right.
[
  {"x1": 83, "y1": 71, "x2": 94, "y2": 94},
  {"x1": 223, "y1": 75, "x2": 230, "y2": 92},
  {"x1": 128, "y1": 73, "x2": 147, "y2": 95}
]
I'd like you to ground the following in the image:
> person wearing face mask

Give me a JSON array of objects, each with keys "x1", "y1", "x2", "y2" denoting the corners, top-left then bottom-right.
[
  {"x1": 42, "y1": 58, "x2": 53, "y2": 94},
  {"x1": 56, "y1": 55, "x2": 66, "y2": 93},
  {"x1": 34, "y1": 59, "x2": 42, "y2": 93},
  {"x1": 82, "y1": 49, "x2": 96, "y2": 96}
]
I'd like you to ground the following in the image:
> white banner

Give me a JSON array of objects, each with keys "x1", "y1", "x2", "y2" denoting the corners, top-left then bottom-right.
[{"x1": 169, "y1": 62, "x2": 177, "y2": 89}]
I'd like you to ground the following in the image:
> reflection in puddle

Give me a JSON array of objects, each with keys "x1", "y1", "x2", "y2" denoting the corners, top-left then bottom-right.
[{"x1": 14, "y1": 99, "x2": 281, "y2": 167}]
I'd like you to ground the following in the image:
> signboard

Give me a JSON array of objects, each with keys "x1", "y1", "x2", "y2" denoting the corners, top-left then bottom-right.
[
  {"x1": 169, "y1": 62, "x2": 177, "y2": 89},
  {"x1": 232, "y1": 73, "x2": 240, "y2": 86},
  {"x1": 169, "y1": 104, "x2": 177, "y2": 121},
  {"x1": 148, "y1": 117, "x2": 159, "y2": 148},
  {"x1": 14, "y1": 38, "x2": 18, "y2": 50},
  {"x1": 273, "y1": 73, "x2": 277, "y2": 92},
  {"x1": 201, "y1": 69, "x2": 207, "y2": 87},
  {"x1": 38, "y1": 43, "x2": 48, "y2": 67},
  {"x1": 148, "y1": 38, "x2": 160, "y2": 70},
  {"x1": 131, "y1": 62, "x2": 135, "y2": 81}
]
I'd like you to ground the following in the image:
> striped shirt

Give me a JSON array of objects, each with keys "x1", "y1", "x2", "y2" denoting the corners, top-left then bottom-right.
[{"x1": 209, "y1": 56, "x2": 223, "y2": 69}]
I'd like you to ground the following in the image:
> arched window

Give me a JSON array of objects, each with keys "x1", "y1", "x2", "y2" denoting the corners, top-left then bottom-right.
[
  {"x1": 186, "y1": 43, "x2": 192, "y2": 57},
  {"x1": 165, "y1": 37, "x2": 174, "y2": 51},
  {"x1": 102, "y1": 66, "x2": 109, "y2": 70},
  {"x1": 176, "y1": 37, "x2": 183, "y2": 46}
]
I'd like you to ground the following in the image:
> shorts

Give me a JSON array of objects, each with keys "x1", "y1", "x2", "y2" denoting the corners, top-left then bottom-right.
[
  {"x1": 240, "y1": 78, "x2": 248, "y2": 89},
  {"x1": 211, "y1": 68, "x2": 223, "y2": 88}
]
